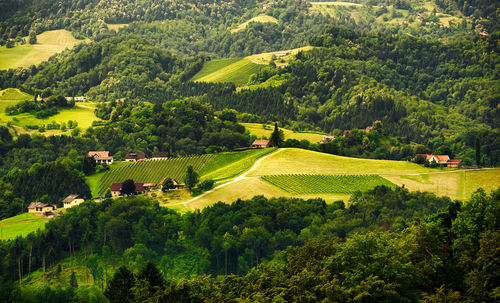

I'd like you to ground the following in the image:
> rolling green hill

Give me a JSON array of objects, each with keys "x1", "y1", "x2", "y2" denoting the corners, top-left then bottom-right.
[
  {"x1": 0, "y1": 30, "x2": 87, "y2": 70},
  {"x1": 0, "y1": 213, "x2": 50, "y2": 240},
  {"x1": 0, "y1": 88, "x2": 100, "y2": 136},
  {"x1": 191, "y1": 58, "x2": 262, "y2": 86}
]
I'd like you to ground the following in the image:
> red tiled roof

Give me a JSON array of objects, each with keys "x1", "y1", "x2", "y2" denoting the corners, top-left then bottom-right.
[
  {"x1": 89, "y1": 151, "x2": 110, "y2": 158},
  {"x1": 448, "y1": 159, "x2": 462, "y2": 163},
  {"x1": 110, "y1": 183, "x2": 122, "y2": 191},
  {"x1": 110, "y1": 182, "x2": 147, "y2": 192},
  {"x1": 253, "y1": 140, "x2": 270, "y2": 145}
]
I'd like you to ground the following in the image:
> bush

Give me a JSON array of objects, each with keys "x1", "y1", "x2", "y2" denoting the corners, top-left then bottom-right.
[{"x1": 198, "y1": 180, "x2": 215, "y2": 191}]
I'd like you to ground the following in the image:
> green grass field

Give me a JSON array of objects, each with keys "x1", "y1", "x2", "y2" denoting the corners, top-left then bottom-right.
[
  {"x1": 242, "y1": 123, "x2": 326, "y2": 143},
  {"x1": 262, "y1": 174, "x2": 396, "y2": 195},
  {"x1": 199, "y1": 148, "x2": 276, "y2": 181},
  {"x1": 0, "y1": 88, "x2": 99, "y2": 136},
  {"x1": 191, "y1": 58, "x2": 262, "y2": 86},
  {"x1": 0, "y1": 30, "x2": 87, "y2": 70},
  {"x1": 0, "y1": 213, "x2": 50, "y2": 241},
  {"x1": 90, "y1": 155, "x2": 215, "y2": 197},
  {"x1": 231, "y1": 14, "x2": 278, "y2": 33}
]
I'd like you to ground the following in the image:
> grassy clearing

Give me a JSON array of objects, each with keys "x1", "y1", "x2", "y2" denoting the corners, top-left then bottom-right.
[
  {"x1": 0, "y1": 99, "x2": 99, "y2": 136},
  {"x1": 0, "y1": 213, "x2": 50, "y2": 241},
  {"x1": 0, "y1": 30, "x2": 87, "y2": 70},
  {"x1": 0, "y1": 88, "x2": 32, "y2": 114},
  {"x1": 231, "y1": 15, "x2": 278, "y2": 33},
  {"x1": 199, "y1": 148, "x2": 276, "y2": 181},
  {"x1": 90, "y1": 155, "x2": 214, "y2": 197},
  {"x1": 247, "y1": 148, "x2": 437, "y2": 176},
  {"x1": 245, "y1": 46, "x2": 314, "y2": 67},
  {"x1": 242, "y1": 122, "x2": 326, "y2": 143},
  {"x1": 385, "y1": 169, "x2": 500, "y2": 200},
  {"x1": 192, "y1": 58, "x2": 262, "y2": 86},
  {"x1": 107, "y1": 23, "x2": 129, "y2": 31},
  {"x1": 262, "y1": 174, "x2": 396, "y2": 195}
]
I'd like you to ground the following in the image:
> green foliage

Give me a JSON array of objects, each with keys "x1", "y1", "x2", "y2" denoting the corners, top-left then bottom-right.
[
  {"x1": 104, "y1": 266, "x2": 135, "y2": 303},
  {"x1": 120, "y1": 179, "x2": 136, "y2": 196},
  {"x1": 184, "y1": 166, "x2": 199, "y2": 191},
  {"x1": 161, "y1": 178, "x2": 175, "y2": 192},
  {"x1": 262, "y1": 174, "x2": 396, "y2": 195},
  {"x1": 269, "y1": 123, "x2": 284, "y2": 147}
]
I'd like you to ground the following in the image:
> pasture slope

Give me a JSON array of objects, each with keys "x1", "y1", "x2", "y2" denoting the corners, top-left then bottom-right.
[
  {"x1": 242, "y1": 122, "x2": 326, "y2": 143},
  {"x1": 231, "y1": 14, "x2": 278, "y2": 33},
  {"x1": 184, "y1": 148, "x2": 500, "y2": 209},
  {"x1": 0, "y1": 213, "x2": 50, "y2": 241},
  {"x1": 0, "y1": 30, "x2": 87, "y2": 70},
  {"x1": 0, "y1": 88, "x2": 99, "y2": 136}
]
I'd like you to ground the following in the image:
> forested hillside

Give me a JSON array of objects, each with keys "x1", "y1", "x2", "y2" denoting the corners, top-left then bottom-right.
[{"x1": 0, "y1": 186, "x2": 498, "y2": 301}]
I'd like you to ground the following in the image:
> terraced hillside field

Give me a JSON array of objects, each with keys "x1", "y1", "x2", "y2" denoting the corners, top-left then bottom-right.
[
  {"x1": 262, "y1": 174, "x2": 396, "y2": 195},
  {"x1": 91, "y1": 155, "x2": 214, "y2": 197}
]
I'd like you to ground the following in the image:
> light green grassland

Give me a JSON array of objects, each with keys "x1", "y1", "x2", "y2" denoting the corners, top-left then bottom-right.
[
  {"x1": 245, "y1": 46, "x2": 314, "y2": 67},
  {"x1": 0, "y1": 213, "x2": 50, "y2": 241},
  {"x1": 0, "y1": 88, "x2": 99, "y2": 136},
  {"x1": 199, "y1": 148, "x2": 276, "y2": 181},
  {"x1": 107, "y1": 23, "x2": 129, "y2": 31},
  {"x1": 242, "y1": 122, "x2": 326, "y2": 143},
  {"x1": 231, "y1": 14, "x2": 278, "y2": 33},
  {"x1": 192, "y1": 58, "x2": 262, "y2": 86},
  {"x1": 247, "y1": 148, "x2": 437, "y2": 176},
  {"x1": 0, "y1": 30, "x2": 87, "y2": 70}
]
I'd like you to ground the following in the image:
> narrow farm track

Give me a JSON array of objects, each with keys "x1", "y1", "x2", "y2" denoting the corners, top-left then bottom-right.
[{"x1": 181, "y1": 148, "x2": 285, "y2": 206}]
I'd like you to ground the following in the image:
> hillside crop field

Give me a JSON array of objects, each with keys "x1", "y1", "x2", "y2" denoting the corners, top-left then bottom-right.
[
  {"x1": 90, "y1": 155, "x2": 214, "y2": 197},
  {"x1": 0, "y1": 30, "x2": 87, "y2": 70},
  {"x1": 242, "y1": 123, "x2": 326, "y2": 143},
  {"x1": 245, "y1": 46, "x2": 313, "y2": 66},
  {"x1": 262, "y1": 174, "x2": 396, "y2": 195},
  {"x1": 191, "y1": 58, "x2": 262, "y2": 86},
  {"x1": 0, "y1": 213, "x2": 50, "y2": 241}
]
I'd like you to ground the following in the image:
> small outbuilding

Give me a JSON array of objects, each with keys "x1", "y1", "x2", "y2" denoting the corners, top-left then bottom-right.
[
  {"x1": 110, "y1": 182, "x2": 156, "y2": 197},
  {"x1": 252, "y1": 140, "x2": 272, "y2": 148},
  {"x1": 151, "y1": 152, "x2": 170, "y2": 160}
]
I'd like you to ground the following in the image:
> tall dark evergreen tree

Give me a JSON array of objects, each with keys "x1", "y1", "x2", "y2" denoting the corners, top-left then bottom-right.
[
  {"x1": 269, "y1": 123, "x2": 284, "y2": 147},
  {"x1": 121, "y1": 179, "x2": 136, "y2": 196},
  {"x1": 137, "y1": 262, "x2": 166, "y2": 295},
  {"x1": 105, "y1": 266, "x2": 135, "y2": 303},
  {"x1": 184, "y1": 166, "x2": 199, "y2": 191}
]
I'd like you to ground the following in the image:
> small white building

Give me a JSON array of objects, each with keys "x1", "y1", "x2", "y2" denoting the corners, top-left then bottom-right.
[{"x1": 74, "y1": 96, "x2": 87, "y2": 102}]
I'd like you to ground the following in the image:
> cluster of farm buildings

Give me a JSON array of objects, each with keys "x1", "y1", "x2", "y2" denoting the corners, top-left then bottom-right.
[
  {"x1": 87, "y1": 151, "x2": 170, "y2": 165},
  {"x1": 27, "y1": 194, "x2": 85, "y2": 217},
  {"x1": 413, "y1": 154, "x2": 463, "y2": 168}
]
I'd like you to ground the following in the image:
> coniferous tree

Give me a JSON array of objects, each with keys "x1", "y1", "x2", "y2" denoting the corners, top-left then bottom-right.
[
  {"x1": 70, "y1": 271, "x2": 78, "y2": 288},
  {"x1": 269, "y1": 123, "x2": 284, "y2": 147},
  {"x1": 137, "y1": 262, "x2": 165, "y2": 295},
  {"x1": 121, "y1": 179, "x2": 136, "y2": 196},
  {"x1": 184, "y1": 166, "x2": 199, "y2": 191},
  {"x1": 105, "y1": 266, "x2": 135, "y2": 303}
]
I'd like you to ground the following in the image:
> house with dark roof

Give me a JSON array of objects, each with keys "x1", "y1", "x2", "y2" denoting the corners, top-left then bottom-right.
[
  {"x1": 252, "y1": 140, "x2": 272, "y2": 148},
  {"x1": 110, "y1": 182, "x2": 156, "y2": 197},
  {"x1": 62, "y1": 194, "x2": 85, "y2": 209},
  {"x1": 88, "y1": 151, "x2": 114, "y2": 165},
  {"x1": 125, "y1": 152, "x2": 147, "y2": 162},
  {"x1": 28, "y1": 202, "x2": 57, "y2": 217},
  {"x1": 151, "y1": 152, "x2": 170, "y2": 160}
]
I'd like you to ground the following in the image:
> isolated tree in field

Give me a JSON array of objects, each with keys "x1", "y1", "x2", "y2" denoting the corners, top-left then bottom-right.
[
  {"x1": 269, "y1": 123, "x2": 284, "y2": 147},
  {"x1": 121, "y1": 179, "x2": 136, "y2": 196},
  {"x1": 162, "y1": 178, "x2": 175, "y2": 192},
  {"x1": 184, "y1": 166, "x2": 199, "y2": 191},
  {"x1": 105, "y1": 265, "x2": 135, "y2": 303}
]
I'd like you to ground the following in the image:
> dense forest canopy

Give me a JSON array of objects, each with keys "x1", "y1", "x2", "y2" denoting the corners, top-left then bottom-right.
[{"x1": 0, "y1": 186, "x2": 498, "y2": 302}]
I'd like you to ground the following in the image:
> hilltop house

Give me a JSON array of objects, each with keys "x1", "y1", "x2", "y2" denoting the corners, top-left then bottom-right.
[
  {"x1": 110, "y1": 182, "x2": 156, "y2": 197},
  {"x1": 320, "y1": 136, "x2": 335, "y2": 144},
  {"x1": 88, "y1": 151, "x2": 114, "y2": 165},
  {"x1": 343, "y1": 126, "x2": 374, "y2": 136},
  {"x1": 74, "y1": 96, "x2": 87, "y2": 102},
  {"x1": 151, "y1": 152, "x2": 170, "y2": 160},
  {"x1": 414, "y1": 154, "x2": 462, "y2": 168},
  {"x1": 62, "y1": 194, "x2": 85, "y2": 209},
  {"x1": 28, "y1": 202, "x2": 57, "y2": 217},
  {"x1": 252, "y1": 140, "x2": 272, "y2": 148},
  {"x1": 262, "y1": 2, "x2": 273, "y2": 9},
  {"x1": 125, "y1": 152, "x2": 146, "y2": 162}
]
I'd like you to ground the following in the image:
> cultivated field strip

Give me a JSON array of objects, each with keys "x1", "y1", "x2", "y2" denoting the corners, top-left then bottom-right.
[
  {"x1": 261, "y1": 174, "x2": 396, "y2": 195},
  {"x1": 96, "y1": 155, "x2": 214, "y2": 196}
]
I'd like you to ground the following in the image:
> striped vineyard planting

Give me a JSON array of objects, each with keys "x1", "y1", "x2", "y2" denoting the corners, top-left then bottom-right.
[
  {"x1": 261, "y1": 174, "x2": 396, "y2": 195},
  {"x1": 95, "y1": 154, "x2": 214, "y2": 196}
]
